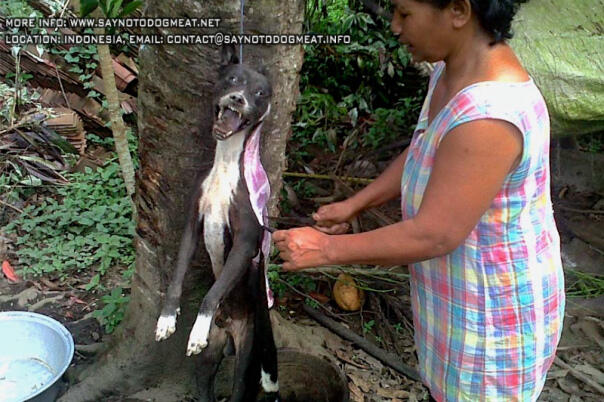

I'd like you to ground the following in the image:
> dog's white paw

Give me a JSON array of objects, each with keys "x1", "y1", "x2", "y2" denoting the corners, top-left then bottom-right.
[
  {"x1": 155, "y1": 309, "x2": 179, "y2": 341},
  {"x1": 261, "y1": 367, "x2": 279, "y2": 393},
  {"x1": 186, "y1": 313, "x2": 212, "y2": 356}
]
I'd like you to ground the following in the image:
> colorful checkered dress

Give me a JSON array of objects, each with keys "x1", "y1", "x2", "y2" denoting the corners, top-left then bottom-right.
[{"x1": 401, "y1": 62, "x2": 565, "y2": 401}]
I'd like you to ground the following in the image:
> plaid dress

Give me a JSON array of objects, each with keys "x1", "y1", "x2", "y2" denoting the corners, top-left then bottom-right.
[{"x1": 401, "y1": 62, "x2": 564, "y2": 401}]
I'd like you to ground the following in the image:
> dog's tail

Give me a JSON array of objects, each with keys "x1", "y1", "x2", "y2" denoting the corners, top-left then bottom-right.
[{"x1": 253, "y1": 255, "x2": 280, "y2": 401}]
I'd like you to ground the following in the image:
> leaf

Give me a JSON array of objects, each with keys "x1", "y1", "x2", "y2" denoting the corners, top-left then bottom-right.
[
  {"x1": 109, "y1": 0, "x2": 123, "y2": 18},
  {"x1": 119, "y1": 0, "x2": 142, "y2": 17},
  {"x1": 19, "y1": 160, "x2": 69, "y2": 184},
  {"x1": 64, "y1": 54, "x2": 80, "y2": 63},
  {"x1": 39, "y1": 127, "x2": 79, "y2": 154},
  {"x1": 99, "y1": 0, "x2": 108, "y2": 16},
  {"x1": 18, "y1": 155, "x2": 63, "y2": 172},
  {"x1": 387, "y1": 62, "x2": 395, "y2": 78},
  {"x1": 2, "y1": 260, "x2": 20, "y2": 283},
  {"x1": 85, "y1": 273, "x2": 101, "y2": 290},
  {"x1": 80, "y1": 0, "x2": 99, "y2": 17},
  {"x1": 69, "y1": 65, "x2": 84, "y2": 73}
]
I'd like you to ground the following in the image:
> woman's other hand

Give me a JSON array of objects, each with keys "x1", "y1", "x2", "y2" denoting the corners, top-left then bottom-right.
[{"x1": 312, "y1": 200, "x2": 358, "y2": 234}]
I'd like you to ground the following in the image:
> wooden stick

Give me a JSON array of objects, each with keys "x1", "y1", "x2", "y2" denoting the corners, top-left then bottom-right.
[
  {"x1": 283, "y1": 171, "x2": 374, "y2": 184},
  {"x1": 554, "y1": 356, "x2": 604, "y2": 395},
  {"x1": 0, "y1": 198, "x2": 23, "y2": 213},
  {"x1": 556, "y1": 205, "x2": 604, "y2": 215},
  {"x1": 302, "y1": 303, "x2": 420, "y2": 382}
]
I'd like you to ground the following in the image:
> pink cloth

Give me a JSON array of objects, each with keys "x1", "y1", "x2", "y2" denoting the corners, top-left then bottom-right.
[{"x1": 243, "y1": 122, "x2": 274, "y2": 308}]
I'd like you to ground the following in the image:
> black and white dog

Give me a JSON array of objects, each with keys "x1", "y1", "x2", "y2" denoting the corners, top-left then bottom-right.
[{"x1": 155, "y1": 46, "x2": 279, "y2": 402}]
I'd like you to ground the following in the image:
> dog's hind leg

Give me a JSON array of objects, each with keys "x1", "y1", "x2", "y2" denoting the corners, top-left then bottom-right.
[
  {"x1": 156, "y1": 210, "x2": 203, "y2": 341},
  {"x1": 254, "y1": 261, "x2": 280, "y2": 400},
  {"x1": 229, "y1": 314, "x2": 260, "y2": 402},
  {"x1": 196, "y1": 323, "x2": 228, "y2": 402},
  {"x1": 186, "y1": 230, "x2": 259, "y2": 355}
]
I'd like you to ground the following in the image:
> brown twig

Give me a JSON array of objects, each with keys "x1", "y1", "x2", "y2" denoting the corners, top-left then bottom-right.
[
  {"x1": 302, "y1": 303, "x2": 420, "y2": 382},
  {"x1": 0, "y1": 199, "x2": 24, "y2": 214},
  {"x1": 283, "y1": 171, "x2": 374, "y2": 184},
  {"x1": 55, "y1": 64, "x2": 71, "y2": 109},
  {"x1": 274, "y1": 277, "x2": 343, "y2": 321},
  {"x1": 554, "y1": 356, "x2": 604, "y2": 395},
  {"x1": 556, "y1": 205, "x2": 604, "y2": 215}
]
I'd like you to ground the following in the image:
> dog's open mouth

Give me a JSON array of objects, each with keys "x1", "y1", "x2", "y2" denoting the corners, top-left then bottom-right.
[{"x1": 213, "y1": 105, "x2": 252, "y2": 140}]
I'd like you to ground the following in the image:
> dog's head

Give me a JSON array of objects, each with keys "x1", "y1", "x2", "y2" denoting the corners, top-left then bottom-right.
[{"x1": 212, "y1": 45, "x2": 272, "y2": 141}]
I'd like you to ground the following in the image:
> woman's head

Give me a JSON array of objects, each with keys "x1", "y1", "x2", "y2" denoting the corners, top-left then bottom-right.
[
  {"x1": 390, "y1": 0, "x2": 527, "y2": 62},
  {"x1": 414, "y1": 0, "x2": 527, "y2": 42}
]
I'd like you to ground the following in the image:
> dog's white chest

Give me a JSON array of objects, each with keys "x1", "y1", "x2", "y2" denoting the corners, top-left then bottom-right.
[{"x1": 199, "y1": 134, "x2": 245, "y2": 274}]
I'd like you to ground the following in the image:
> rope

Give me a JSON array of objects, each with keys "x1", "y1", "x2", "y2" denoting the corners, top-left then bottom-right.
[{"x1": 239, "y1": 0, "x2": 245, "y2": 63}]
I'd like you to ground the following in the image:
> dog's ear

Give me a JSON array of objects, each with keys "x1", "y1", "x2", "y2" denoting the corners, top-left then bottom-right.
[
  {"x1": 257, "y1": 63, "x2": 269, "y2": 77},
  {"x1": 220, "y1": 44, "x2": 239, "y2": 68}
]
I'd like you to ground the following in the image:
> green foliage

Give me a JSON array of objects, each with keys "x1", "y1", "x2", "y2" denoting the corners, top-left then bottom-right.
[
  {"x1": 0, "y1": 82, "x2": 40, "y2": 125},
  {"x1": 566, "y1": 269, "x2": 604, "y2": 298},
  {"x1": 92, "y1": 287, "x2": 130, "y2": 333},
  {"x1": 290, "y1": 1, "x2": 425, "y2": 170},
  {"x1": 268, "y1": 264, "x2": 317, "y2": 299},
  {"x1": 0, "y1": 0, "x2": 41, "y2": 17},
  {"x1": 362, "y1": 319, "x2": 375, "y2": 334},
  {"x1": 5, "y1": 161, "x2": 135, "y2": 280},
  {"x1": 577, "y1": 132, "x2": 604, "y2": 153},
  {"x1": 80, "y1": 0, "x2": 143, "y2": 18},
  {"x1": 50, "y1": 40, "x2": 101, "y2": 101}
]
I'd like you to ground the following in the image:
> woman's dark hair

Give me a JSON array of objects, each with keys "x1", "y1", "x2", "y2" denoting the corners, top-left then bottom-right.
[{"x1": 417, "y1": 0, "x2": 528, "y2": 43}]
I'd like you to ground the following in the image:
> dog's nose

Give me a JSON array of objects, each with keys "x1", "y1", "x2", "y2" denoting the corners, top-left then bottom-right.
[{"x1": 229, "y1": 93, "x2": 245, "y2": 105}]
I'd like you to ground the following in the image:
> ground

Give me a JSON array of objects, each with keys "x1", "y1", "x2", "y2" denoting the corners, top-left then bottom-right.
[{"x1": 1, "y1": 148, "x2": 603, "y2": 401}]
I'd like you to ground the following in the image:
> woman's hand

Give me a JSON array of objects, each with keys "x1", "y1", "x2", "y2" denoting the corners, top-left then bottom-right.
[
  {"x1": 312, "y1": 199, "x2": 359, "y2": 234},
  {"x1": 273, "y1": 227, "x2": 332, "y2": 271}
]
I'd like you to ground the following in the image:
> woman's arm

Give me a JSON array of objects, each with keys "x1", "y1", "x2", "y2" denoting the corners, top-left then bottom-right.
[
  {"x1": 347, "y1": 147, "x2": 409, "y2": 213},
  {"x1": 274, "y1": 118, "x2": 522, "y2": 270}
]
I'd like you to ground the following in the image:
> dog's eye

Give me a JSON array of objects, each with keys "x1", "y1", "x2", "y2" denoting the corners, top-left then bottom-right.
[
  {"x1": 229, "y1": 76, "x2": 237, "y2": 83},
  {"x1": 255, "y1": 89, "x2": 264, "y2": 97}
]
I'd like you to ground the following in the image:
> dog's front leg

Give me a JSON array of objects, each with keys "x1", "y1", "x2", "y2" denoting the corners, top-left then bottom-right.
[
  {"x1": 155, "y1": 213, "x2": 203, "y2": 341},
  {"x1": 186, "y1": 234, "x2": 258, "y2": 355}
]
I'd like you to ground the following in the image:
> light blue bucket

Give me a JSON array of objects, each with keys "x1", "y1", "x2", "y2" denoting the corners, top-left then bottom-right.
[{"x1": 0, "y1": 312, "x2": 74, "y2": 402}]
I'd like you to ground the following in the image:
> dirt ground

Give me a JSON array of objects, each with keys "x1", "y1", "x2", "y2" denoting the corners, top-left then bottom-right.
[{"x1": 1, "y1": 149, "x2": 604, "y2": 401}]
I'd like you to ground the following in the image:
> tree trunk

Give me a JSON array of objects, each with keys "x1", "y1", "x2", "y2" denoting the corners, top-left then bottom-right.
[{"x1": 58, "y1": 1, "x2": 304, "y2": 400}]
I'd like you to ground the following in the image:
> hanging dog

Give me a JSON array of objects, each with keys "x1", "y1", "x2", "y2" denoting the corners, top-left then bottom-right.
[{"x1": 155, "y1": 44, "x2": 279, "y2": 402}]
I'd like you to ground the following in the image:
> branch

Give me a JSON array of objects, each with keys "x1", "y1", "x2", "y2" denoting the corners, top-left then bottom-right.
[
  {"x1": 283, "y1": 171, "x2": 374, "y2": 184},
  {"x1": 302, "y1": 303, "x2": 420, "y2": 382},
  {"x1": 554, "y1": 356, "x2": 604, "y2": 395}
]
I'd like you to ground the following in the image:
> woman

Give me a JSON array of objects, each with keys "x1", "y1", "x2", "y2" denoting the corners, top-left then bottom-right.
[{"x1": 273, "y1": 0, "x2": 564, "y2": 400}]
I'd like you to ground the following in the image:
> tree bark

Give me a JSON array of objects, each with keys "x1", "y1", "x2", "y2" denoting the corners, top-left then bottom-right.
[{"x1": 58, "y1": 1, "x2": 304, "y2": 400}]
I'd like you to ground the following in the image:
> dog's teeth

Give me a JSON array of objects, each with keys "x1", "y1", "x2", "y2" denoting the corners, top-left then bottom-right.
[
  {"x1": 218, "y1": 110, "x2": 223, "y2": 119},
  {"x1": 226, "y1": 130, "x2": 233, "y2": 136},
  {"x1": 237, "y1": 111, "x2": 241, "y2": 119}
]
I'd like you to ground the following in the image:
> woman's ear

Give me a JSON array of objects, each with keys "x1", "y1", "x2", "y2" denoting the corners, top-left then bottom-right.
[{"x1": 449, "y1": 0, "x2": 472, "y2": 29}]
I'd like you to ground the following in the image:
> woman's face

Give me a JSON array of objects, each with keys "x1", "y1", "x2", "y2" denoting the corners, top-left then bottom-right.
[{"x1": 390, "y1": 0, "x2": 453, "y2": 63}]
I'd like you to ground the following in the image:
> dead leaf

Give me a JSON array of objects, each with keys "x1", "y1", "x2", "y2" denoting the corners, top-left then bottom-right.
[
  {"x1": 376, "y1": 387, "x2": 411, "y2": 399},
  {"x1": 575, "y1": 364, "x2": 604, "y2": 385},
  {"x1": 309, "y1": 291, "x2": 330, "y2": 304},
  {"x1": 557, "y1": 377, "x2": 585, "y2": 396},
  {"x1": 335, "y1": 349, "x2": 370, "y2": 369},
  {"x1": 348, "y1": 372, "x2": 372, "y2": 393},
  {"x1": 547, "y1": 369, "x2": 569, "y2": 380},
  {"x1": 348, "y1": 382, "x2": 364, "y2": 402},
  {"x1": 577, "y1": 318, "x2": 604, "y2": 349},
  {"x1": 2, "y1": 260, "x2": 20, "y2": 282}
]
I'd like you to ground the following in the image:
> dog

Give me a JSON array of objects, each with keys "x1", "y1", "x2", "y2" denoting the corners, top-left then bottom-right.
[{"x1": 155, "y1": 45, "x2": 279, "y2": 402}]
